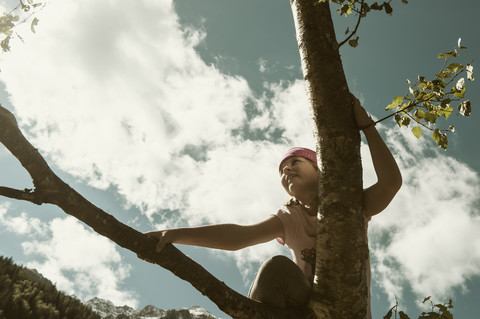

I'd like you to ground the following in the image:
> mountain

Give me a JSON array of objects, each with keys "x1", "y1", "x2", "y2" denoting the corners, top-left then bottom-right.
[
  {"x1": 86, "y1": 297, "x2": 221, "y2": 319},
  {"x1": 0, "y1": 255, "x2": 221, "y2": 319}
]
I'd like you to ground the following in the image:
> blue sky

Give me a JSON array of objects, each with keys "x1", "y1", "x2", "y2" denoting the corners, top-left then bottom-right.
[{"x1": 0, "y1": 0, "x2": 479, "y2": 318}]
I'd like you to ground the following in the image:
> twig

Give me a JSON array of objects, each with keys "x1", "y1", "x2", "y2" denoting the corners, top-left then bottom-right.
[
  {"x1": 0, "y1": 186, "x2": 43, "y2": 204},
  {"x1": 338, "y1": 0, "x2": 364, "y2": 47}
]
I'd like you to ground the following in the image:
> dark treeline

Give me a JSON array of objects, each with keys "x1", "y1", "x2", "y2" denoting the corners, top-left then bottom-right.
[{"x1": 0, "y1": 256, "x2": 100, "y2": 319}]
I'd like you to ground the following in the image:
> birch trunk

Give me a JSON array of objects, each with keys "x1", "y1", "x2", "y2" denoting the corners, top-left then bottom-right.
[{"x1": 289, "y1": 1, "x2": 369, "y2": 318}]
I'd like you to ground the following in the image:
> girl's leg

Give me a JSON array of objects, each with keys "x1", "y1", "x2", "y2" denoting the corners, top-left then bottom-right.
[{"x1": 248, "y1": 255, "x2": 311, "y2": 309}]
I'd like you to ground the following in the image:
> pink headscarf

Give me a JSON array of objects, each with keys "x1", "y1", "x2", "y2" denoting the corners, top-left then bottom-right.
[{"x1": 279, "y1": 147, "x2": 317, "y2": 172}]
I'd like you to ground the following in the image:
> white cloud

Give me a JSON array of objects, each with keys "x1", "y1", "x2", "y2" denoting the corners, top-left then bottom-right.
[
  {"x1": 268, "y1": 80, "x2": 315, "y2": 146},
  {"x1": 369, "y1": 127, "x2": 480, "y2": 303},
  {"x1": 0, "y1": 0, "x2": 252, "y2": 218},
  {"x1": 21, "y1": 216, "x2": 137, "y2": 307},
  {"x1": 258, "y1": 58, "x2": 268, "y2": 73},
  {"x1": 0, "y1": 203, "x2": 135, "y2": 305},
  {"x1": 0, "y1": 202, "x2": 46, "y2": 236}
]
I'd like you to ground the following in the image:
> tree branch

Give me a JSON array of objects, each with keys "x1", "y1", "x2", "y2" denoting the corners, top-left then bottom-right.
[
  {"x1": 0, "y1": 104, "x2": 287, "y2": 319},
  {"x1": 338, "y1": 0, "x2": 364, "y2": 48},
  {"x1": 0, "y1": 186, "x2": 42, "y2": 204}
]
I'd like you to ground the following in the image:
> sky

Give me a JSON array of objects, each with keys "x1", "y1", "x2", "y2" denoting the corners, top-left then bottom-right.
[{"x1": 0, "y1": 0, "x2": 479, "y2": 318}]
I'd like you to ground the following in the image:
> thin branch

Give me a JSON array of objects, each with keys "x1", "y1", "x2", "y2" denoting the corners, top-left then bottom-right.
[
  {"x1": 338, "y1": 0, "x2": 364, "y2": 47},
  {"x1": 0, "y1": 186, "x2": 43, "y2": 204},
  {"x1": 404, "y1": 112, "x2": 451, "y2": 133},
  {"x1": 373, "y1": 102, "x2": 419, "y2": 125}
]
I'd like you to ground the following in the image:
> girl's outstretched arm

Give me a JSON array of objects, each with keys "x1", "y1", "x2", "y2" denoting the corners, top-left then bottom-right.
[
  {"x1": 352, "y1": 94, "x2": 402, "y2": 218},
  {"x1": 145, "y1": 215, "x2": 284, "y2": 252}
]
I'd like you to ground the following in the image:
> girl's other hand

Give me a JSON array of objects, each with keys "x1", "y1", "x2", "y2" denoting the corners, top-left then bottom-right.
[
  {"x1": 351, "y1": 93, "x2": 374, "y2": 129},
  {"x1": 136, "y1": 230, "x2": 175, "y2": 263},
  {"x1": 145, "y1": 230, "x2": 175, "y2": 252}
]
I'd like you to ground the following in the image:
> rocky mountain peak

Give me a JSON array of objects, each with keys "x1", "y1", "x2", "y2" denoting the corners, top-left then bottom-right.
[{"x1": 86, "y1": 297, "x2": 221, "y2": 319}]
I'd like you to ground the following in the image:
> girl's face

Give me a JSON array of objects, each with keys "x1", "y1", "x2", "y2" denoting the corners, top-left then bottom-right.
[{"x1": 279, "y1": 156, "x2": 318, "y2": 198}]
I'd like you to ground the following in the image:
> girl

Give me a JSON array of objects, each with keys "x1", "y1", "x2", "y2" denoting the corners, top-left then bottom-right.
[{"x1": 143, "y1": 95, "x2": 402, "y2": 318}]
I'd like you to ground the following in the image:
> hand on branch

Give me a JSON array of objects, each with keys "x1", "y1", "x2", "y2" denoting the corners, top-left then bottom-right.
[{"x1": 351, "y1": 93, "x2": 374, "y2": 130}]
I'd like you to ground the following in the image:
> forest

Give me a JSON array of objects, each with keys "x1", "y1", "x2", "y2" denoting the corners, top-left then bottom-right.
[{"x1": 0, "y1": 256, "x2": 100, "y2": 319}]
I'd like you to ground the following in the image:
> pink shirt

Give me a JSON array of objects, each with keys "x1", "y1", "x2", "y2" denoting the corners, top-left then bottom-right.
[
  {"x1": 274, "y1": 203, "x2": 317, "y2": 282},
  {"x1": 274, "y1": 203, "x2": 372, "y2": 319}
]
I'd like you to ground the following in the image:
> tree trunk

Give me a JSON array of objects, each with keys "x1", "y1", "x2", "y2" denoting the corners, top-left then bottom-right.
[{"x1": 290, "y1": 1, "x2": 368, "y2": 318}]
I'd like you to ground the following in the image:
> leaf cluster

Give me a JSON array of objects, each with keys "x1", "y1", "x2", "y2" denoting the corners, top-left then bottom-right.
[
  {"x1": 384, "y1": 297, "x2": 455, "y2": 319},
  {"x1": 383, "y1": 40, "x2": 474, "y2": 149},
  {"x1": 0, "y1": 13, "x2": 19, "y2": 52},
  {"x1": 318, "y1": 0, "x2": 408, "y2": 48},
  {"x1": 0, "y1": 0, "x2": 44, "y2": 52}
]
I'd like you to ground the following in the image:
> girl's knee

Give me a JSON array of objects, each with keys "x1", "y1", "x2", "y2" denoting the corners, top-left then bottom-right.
[
  {"x1": 249, "y1": 255, "x2": 311, "y2": 309},
  {"x1": 259, "y1": 255, "x2": 294, "y2": 273}
]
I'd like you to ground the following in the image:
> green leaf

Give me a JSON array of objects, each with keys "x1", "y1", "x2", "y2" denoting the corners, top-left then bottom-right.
[
  {"x1": 370, "y1": 2, "x2": 383, "y2": 10},
  {"x1": 436, "y1": 70, "x2": 453, "y2": 79},
  {"x1": 383, "y1": 2, "x2": 393, "y2": 14},
  {"x1": 338, "y1": 4, "x2": 353, "y2": 16},
  {"x1": 414, "y1": 109, "x2": 425, "y2": 120},
  {"x1": 432, "y1": 79, "x2": 447, "y2": 91},
  {"x1": 418, "y1": 82, "x2": 427, "y2": 90},
  {"x1": 440, "y1": 98, "x2": 452, "y2": 107},
  {"x1": 437, "y1": 51, "x2": 457, "y2": 58},
  {"x1": 0, "y1": 35, "x2": 11, "y2": 52},
  {"x1": 30, "y1": 17, "x2": 39, "y2": 34},
  {"x1": 458, "y1": 100, "x2": 471, "y2": 117},
  {"x1": 423, "y1": 93, "x2": 436, "y2": 102},
  {"x1": 412, "y1": 126, "x2": 422, "y2": 138},
  {"x1": 383, "y1": 306, "x2": 394, "y2": 319},
  {"x1": 395, "y1": 114, "x2": 403, "y2": 126},
  {"x1": 0, "y1": 13, "x2": 20, "y2": 35},
  {"x1": 399, "y1": 311, "x2": 410, "y2": 319},
  {"x1": 386, "y1": 96, "x2": 403, "y2": 110},
  {"x1": 432, "y1": 129, "x2": 448, "y2": 149},
  {"x1": 425, "y1": 111, "x2": 438, "y2": 123},
  {"x1": 440, "y1": 106, "x2": 453, "y2": 119},
  {"x1": 348, "y1": 36, "x2": 359, "y2": 48},
  {"x1": 361, "y1": 2, "x2": 371, "y2": 17},
  {"x1": 447, "y1": 63, "x2": 463, "y2": 72},
  {"x1": 395, "y1": 114, "x2": 410, "y2": 127},
  {"x1": 413, "y1": 90, "x2": 424, "y2": 100}
]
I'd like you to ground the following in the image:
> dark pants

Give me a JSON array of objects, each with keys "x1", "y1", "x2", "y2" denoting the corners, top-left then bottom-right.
[{"x1": 248, "y1": 255, "x2": 312, "y2": 309}]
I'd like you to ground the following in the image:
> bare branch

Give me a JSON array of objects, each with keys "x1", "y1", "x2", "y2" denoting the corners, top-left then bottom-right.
[
  {"x1": 0, "y1": 104, "x2": 287, "y2": 319},
  {"x1": 0, "y1": 186, "x2": 43, "y2": 204}
]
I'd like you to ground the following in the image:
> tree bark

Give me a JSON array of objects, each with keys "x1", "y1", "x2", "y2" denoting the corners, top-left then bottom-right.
[
  {"x1": 0, "y1": 104, "x2": 286, "y2": 319},
  {"x1": 290, "y1": 1, "x2": 368, "y2": 318}
]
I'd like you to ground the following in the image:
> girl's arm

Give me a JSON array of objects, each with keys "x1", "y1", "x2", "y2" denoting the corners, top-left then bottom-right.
[
  {"x1": 352, "y1": 95, "x2": 402, "y2": 218},
  {"x1": 145, "y1": 215, "x2": 284, "y2": 252}
]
